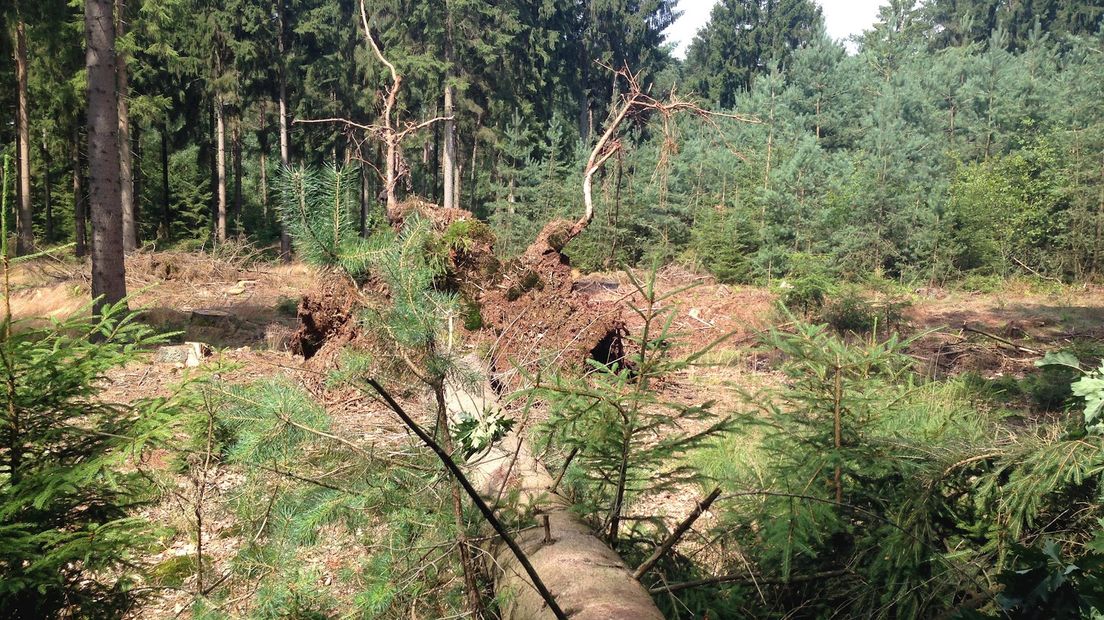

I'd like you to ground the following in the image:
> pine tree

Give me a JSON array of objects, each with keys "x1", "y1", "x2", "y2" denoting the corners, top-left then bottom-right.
[
  {"x1": 685, "y1": 0, "x2": 823, "y2": 109},
  {"x1": 534, "y1": 270, "x2": 733, "y2": 546}
]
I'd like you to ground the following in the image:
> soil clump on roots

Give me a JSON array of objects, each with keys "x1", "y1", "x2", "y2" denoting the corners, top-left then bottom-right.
[
  {"x1": 290, "y1": 276, "x2": 361, "y2": 361},
  {"x1": 288, "y1": 206, "x2": 626, "y2": 384}
]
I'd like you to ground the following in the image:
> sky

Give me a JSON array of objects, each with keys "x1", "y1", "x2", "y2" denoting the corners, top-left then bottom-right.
[{"x1": 666, "y1": 0, "x2": 887, "y2": 58}]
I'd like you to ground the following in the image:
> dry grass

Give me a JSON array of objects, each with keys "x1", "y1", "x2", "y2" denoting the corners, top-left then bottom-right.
[{"x1": 6, "y1": 283, "x2": 86, "y2": 325}]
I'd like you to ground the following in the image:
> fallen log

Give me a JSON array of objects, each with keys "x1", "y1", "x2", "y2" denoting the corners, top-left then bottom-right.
[{"x1": 444, "y1": 357, "x2": 663, "y2": 620}]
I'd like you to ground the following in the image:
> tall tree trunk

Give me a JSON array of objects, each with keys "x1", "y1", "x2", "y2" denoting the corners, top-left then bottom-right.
[
  {"x1": 116, "y1": 0, "x2": 137, "y2": 252},
  {"x1": 160, "y1": 120, "x2": 171, "y2": 240},
  {"x1": 443, "y1": 86, "x2": 457, "y2": 211},
  {"x1": 454, "y1": 162, "x2": 462, "y2": 212},
  {"x1": 41, "y1": 130, "x2": 53, "y2": 243},
  {"x1": 208, "y1": 103, "x2": 217, "y2": 235},
  {"x1": 442, "y1": 5, "x2": 457, "y2": 211},
  {"x1": 259, "y1": 101, "x2": 269, "y2": 221},
  {"x1": 85, "y1": 0, "x2": 127, "y2": 312},
  {"x1": 133, "y1": 123, "x2": 142, "y2": 240},
  {"x1": 277, "y1": 0, "x2": 292, "y2": 261},
  {"x1": 432, "y1": 108, "x2": 441, "y2": 202},
  {"x1": 14, "y1": 10, "x2": 34, "y2": 255},
  {"x1": 71, "y1": 125, "x2": 88, "y2": 257},
  {"x1": 215, "y1": 97, "x2": 227, "y2": 243},
  {"x1": 232, "y1": 114, "x2": 242, "y2": 230}
]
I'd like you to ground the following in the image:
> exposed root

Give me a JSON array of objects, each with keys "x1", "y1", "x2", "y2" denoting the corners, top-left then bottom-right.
[{"x1": 290, "y1": 276, "x2": 360, "y2": 360}]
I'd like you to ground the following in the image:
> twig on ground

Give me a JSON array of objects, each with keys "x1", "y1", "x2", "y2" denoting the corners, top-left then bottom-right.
[{"x1": 962, "y1": 323, "x2": 1042, "y2": 355}]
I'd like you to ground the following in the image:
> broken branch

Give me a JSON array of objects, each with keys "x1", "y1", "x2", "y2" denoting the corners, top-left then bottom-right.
[
  {"x1": 632, "y1": 486, "x2": 721, "y2": 580},
  {"x1": 365, "y1": 378, "x2": 568, "y2": 620},
  {"x1": 961, "y1": 323, "x2": 1042, "y2": 355}
]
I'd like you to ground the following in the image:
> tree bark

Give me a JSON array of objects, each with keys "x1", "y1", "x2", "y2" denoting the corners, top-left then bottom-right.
[
  {"x1": 71, "y1": 125, "x2": 88, "y2": 257},
  {"x1": 359, "y1": 164, "x2": 369, "y2": 237},
  {"x1": 14, "y1": 10, "x2": 34, "y2": 255},
  {"x1": 442, "y1": 2, "x2": 457, "y2": 211},
  {"x1": 259, "y1": 101, "x2": 269, "y2": 221},
  {"x1": 442, "y1": 88, "x2": 457, "y2": 211},
  {"x1": 160, "y1": 121, "x2": 171, "y2": 240},
  {"x1": 277, "y1": 0, "x2": 292, "y2": 261},
  {"x1": 41, "y1": 129, "x2": 53, "y2": 243},
  {"x1": 116, "y1": 0, "x2": 137, "y2": 253},
  {"x1": 215, "y1": 96, "x2": 227, "y2": 243},
  {"x1": 232, "y1": 114, "x2": 243, "y2": 230},
  {"x1": 85, "y1": 0, "x2": 128, "y2": 312}
]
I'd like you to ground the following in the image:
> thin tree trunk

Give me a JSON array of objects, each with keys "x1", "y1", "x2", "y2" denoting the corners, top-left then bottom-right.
[
  {"x1": 1094, "y1": 158, "x2": 1103, "y2": 278},
  {"x1": 277, "y1": 0, "x2": 292, "y2": 261},
  {"x1": 442, "y1": 4, "x2": 457, "y2": 211},
  {"x1": 359, "y1": 164, "x2": 368, "y2": 237},
  {"x1": 208, "y1": 103, "x2": 217, "y2": 235},
  {"x1": 443, "y1": 85, "x2": 457, "y2": 211},
  {"x1": 433, "y1": 106, "x2": 441, "y2": 202},
  {"x1": 259, "y1": 101, "x2": 269, "y2": 221},
  {"x1": 41, "y1": 130, "x2": 53, "y2": 243},
  {"x1": 14, "y1": 10, "x2": 34, "y2": 255},
  {"x1": 470, "y1": 115, "x2": 480, "y2": 189},
  {"x1": 454, "y1": 162, "x2": 462, "y2": 211},
  {"x1": 215, "y1": 97, "x2": 227, "y2": 243},
  {"x1": 116, "y1": 0, "x2": 136, "y2": 252},
  {"x1": 764, "y1": 80, "x2": 775, "y2": 192},
  {"x1": 133, "y1": 123, "x2": 142, "y2": 241},
  {"x1": 85, "y1": 0, "x2": 127, "y2": 312},
  {"x1": 232, "y1": 114, "x2": 243, "y2": 231},
  {"x1": 430, "y1": 383, "x2": 485, "y2": 618},
  {"x1": 71, "y1": 125, "x2": 88, "y2": 257},
  {"x1": 160, "y1": 120, "x2": 171, "y2": 240}
]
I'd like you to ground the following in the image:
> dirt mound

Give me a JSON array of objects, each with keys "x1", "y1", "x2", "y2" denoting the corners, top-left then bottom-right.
[{"x1": 290, "y1": 276, "x2": 361, "y2": 360}]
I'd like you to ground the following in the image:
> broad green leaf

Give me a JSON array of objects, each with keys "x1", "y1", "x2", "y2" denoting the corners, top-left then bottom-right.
[{"x1": 1036, "y1": 351, "x2": 1082, "y2": 371}]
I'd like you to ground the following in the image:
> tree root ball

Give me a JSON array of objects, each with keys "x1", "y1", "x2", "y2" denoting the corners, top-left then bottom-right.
[
  {"x1": 287, "y1": 206, "x2": 627, "y2": 384},
  {"x1": 289, "y1": 277, "x2": 360, "y2": 360}
]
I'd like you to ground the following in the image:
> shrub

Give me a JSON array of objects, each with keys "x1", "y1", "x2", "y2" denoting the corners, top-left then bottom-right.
[
  {"x1": 820, "y1": 286, "x2": 908, "y2": 335},
  {"x1": 779, "y1": 273, "x2": 834, "y2": 315},
  {"x1": 533, "y1": 270, "x2": 733, "y2": 546},
  {"x1": 1022, "y1": 364, "x2": 1078, "y2": 411},
  {"x1": 820, "y1": 286, "x2": 878, "y2": 333}
]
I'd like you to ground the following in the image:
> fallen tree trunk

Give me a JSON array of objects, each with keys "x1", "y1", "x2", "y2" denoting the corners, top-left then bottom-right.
[{"x1": 444, "y1": 357, "x2": 663, "y2": 620}]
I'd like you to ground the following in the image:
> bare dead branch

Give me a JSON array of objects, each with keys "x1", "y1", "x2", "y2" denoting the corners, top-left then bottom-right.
[
  {"x1": 293, "y1": 117, "x2": 372, "y2": 131},
  {"x1": 632, "y1": 486, "x2": 721, "y2": 580},
  {"x1": 961, "y1": 323, "x2": 1042, "y2": 355},
  {"x1": 569, "y1": 63, "x2": 760, "y2": 242},
  {"x1": 365, "y1": 378, "x2": 568, "y2": 620}
]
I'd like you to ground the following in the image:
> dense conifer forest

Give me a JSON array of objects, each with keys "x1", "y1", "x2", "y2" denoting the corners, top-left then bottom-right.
[{"x1": 3, "y1": 1, "x2": 1104, "y2": 618}]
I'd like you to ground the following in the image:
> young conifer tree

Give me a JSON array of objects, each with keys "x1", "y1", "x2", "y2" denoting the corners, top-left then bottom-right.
[{"x1": 0, "y1": 155, "x2": 179, "y2": 617}]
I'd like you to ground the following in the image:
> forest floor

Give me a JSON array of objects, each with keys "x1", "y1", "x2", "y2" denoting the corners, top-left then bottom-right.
[{"x1": 11, "y1": 250, "x2": 1104, "y2": 617}]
